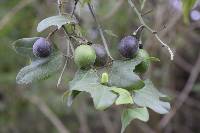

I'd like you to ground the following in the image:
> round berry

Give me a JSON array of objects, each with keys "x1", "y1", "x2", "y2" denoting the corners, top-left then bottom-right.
[
  {"x1": 118, "y1": 36, "x2": 139, "y2": 58},
  {"x1": 134, "y1": 49, "x2": 150, "y2": 74},
  {"x1": 74, "y1": 45, "x2": 96, "y2": 69},
  {"x1": 92, "y1": 44, "x2": 108, "y2": 66},
  {"x1": 33, "y1": 38, "x2": 52, "y2": 58}
]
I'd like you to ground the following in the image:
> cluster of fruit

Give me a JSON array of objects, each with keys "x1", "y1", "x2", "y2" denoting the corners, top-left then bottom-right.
[{"x1": 33, "y1": 33, "x2": 150, "y2": 74}]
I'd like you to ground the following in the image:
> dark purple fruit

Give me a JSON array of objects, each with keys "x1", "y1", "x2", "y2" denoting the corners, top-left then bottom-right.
[
  {"x1": 33, "y1": 38, "x2": 52, "y2": 58},
  {"x1": 92, "y1": 44, "x2": 108, "y2": 66},
  {"x1": 118, "y1": 36, "x2": 139, "y2": 58}
]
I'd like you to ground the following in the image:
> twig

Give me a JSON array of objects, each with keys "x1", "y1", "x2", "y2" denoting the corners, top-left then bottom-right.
[
  {"x1": 87, "y1": 3, "x2": 114, "y2": 60},
  {"x1": 159, "y1": 53, "x2": 200, "y2": 129},
  {"x1": 128, "y1": 0, "x2": 174, "y2": 60},
  {"x1": 57, "y1": 39, "x2": 70, "y2": 87},
  {"x1": 57, "y1": 0, "x2": 63, "y2": 15},
  {"x1": 141, "y1": 9, "x2": 153, "y2": 16},
  {"x1": 62, "y1": 26, "x2": 75, "y2": 55},
  {"x1": 71, "y1": 0, "x2": 79, "y2": 17},
  {"x1": 29, "y1": 96, "x2": 70, "y2": 133},
  {"x1": 0, "y1": 0, "x2": 35, "y2": 31},
  {"x1": 46, "y1": 29, "x2": 58, "y2": 40}
]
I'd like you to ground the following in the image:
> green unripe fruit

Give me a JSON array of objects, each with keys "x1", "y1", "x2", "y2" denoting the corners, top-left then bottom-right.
[
  {"x1": 134, "y1": 49, "x2": 150, "y2": 74},
  {"x1": 74, "y1": 45, "x2": 96, "y2": 69},
  {"x1": 101, "y1": 72, "x2": 109, "y2": 85}
]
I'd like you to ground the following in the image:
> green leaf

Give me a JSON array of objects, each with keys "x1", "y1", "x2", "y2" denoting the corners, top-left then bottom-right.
[
  {"x1": 121, "y1": 107, "x2": 149, "y2": 133},
  {"x1": 16, "y1": 52, "x2": 63, "y2": 84},
  {"x1": 69, "y1": 69, "x2": 117, "y2": 110},
  {"x1": 111, "y1": 87, "x2": 133, "y2": 105},
  {"x1": 109, "y1": 58, "x2": 145, "y2": 90},
  {"x1": 12, "y1": 37, "x2": 40, "y2": 58},
  {"x1": 182, "y1": 0, "x2": 196, "y2": 23},
  {"x1": 104, "y1": 29, "x2": 118, "y2": 38},
  {"x1": 37, "y1": 15, "x2": 77, "y2": 32},
  {"x1": 134, "y1": 80, "x2": 171, "y2": 114}
]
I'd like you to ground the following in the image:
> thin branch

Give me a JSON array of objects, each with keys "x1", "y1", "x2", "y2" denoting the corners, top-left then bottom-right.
[
  {"x1": 57, "y1": 58, "x2": 68, "y2": 87},
  {"x1": 46, "y1": 29, "x2": 58, "y2": 40},
  {"x1": 29, "y1": 96, "x2": 70, "y2": 133},
  {"x1": 62, "y1": 26, "x2": 75, "y2": 55},
  {"x1": 57, "y1": 40, "x2": 70, "y2": 87},
  {"x1": 71, "y1": 0, "x2": 79, "y2": 17},
  {"x1": 141, "y1": 9, "x2": 153, "y2": 16},
  {"x1": 128, "y1": 0, "x2": 174, "y2": 60},
  {"x1": 159, "y1": 53, "x2": 200, "y2": 129},
  {"x1": 87, "y1": 3, "x2": 114, "y2": 60},
  {"x1": 0, "y1": 0, "x2": 35, "y2": 31},
  {"x1": 57, "y1": 0, "x2": 63, "y2": 15}
]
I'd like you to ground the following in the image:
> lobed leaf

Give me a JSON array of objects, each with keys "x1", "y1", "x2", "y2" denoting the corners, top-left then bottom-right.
[
  {"x1": 110, "y1": 87, "x2": 133, "y2": 105},
  {"x1": 69, "y1": 69, "x2": 117, "y2": 110},
  {"x1": 134, "y1": 80, "x2": 171, "y2": 114},
  {"x1": 121, "y1": 107, "x2": 149, "y2": 133},
  {"x1": 109, "y1": 58, "x2": 145, "y2": 90}
]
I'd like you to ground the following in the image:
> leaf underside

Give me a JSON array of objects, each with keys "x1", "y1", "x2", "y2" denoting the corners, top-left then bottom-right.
[
  {"x1": 37, "y1": 15, "x2": 78, "y2": 32},
  {"x1": 16, "y1": 52, "x2": 63, "y2": 84},
  {"x1": 121, "y1": 107, "x2": 149, "y2": 133},
  {"x1": 69, "y1": 69, "x2": 117, "y2": 110},
  {"x1": 134, "y1": 80, "x2": 171, "y2": 114}
]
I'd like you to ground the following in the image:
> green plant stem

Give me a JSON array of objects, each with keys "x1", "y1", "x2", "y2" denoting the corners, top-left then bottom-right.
[
  {"x1": 128, "y1": 0, "x2": 174, "y2": 60},
  {"x1": 46, "y1": 29, "x2": 58, "y2": 40},
  {"x1": 62, "y1": 26, "x2": 75, "y2": 55},
  {"x1": 57, "y1": 40, "x2": 70, "y2": 87},
  {"x1": 87, "y1": 3, "x2": 114, "y2": 61}
]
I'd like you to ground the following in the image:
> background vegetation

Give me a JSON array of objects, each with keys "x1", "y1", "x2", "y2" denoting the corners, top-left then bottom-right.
[{"x1": 0, "y1": 0, "x2": 200, "y2": 133}]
